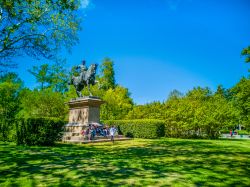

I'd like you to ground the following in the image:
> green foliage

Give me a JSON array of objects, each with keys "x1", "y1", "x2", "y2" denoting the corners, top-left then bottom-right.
[
  {"x1": 242, "y1": 46, "x2": 250, "y2": 63},
  {"x1": 0, "y1": 73, "x2": 67, "y2": 143},
  {"x1": 0, "y1": 119, "x2": 16, "y2": 142},
  {"x1": 28, "y1": 61, "x2": 69, "y2": 92},
  {"x1": 0, "y1": 81, "x2": 20, "y2": 118},
  {"x1": 126, "y1": 101, "x2": 165, "y2": 120},
  {"x1": 230, "y1": 77, "x2": 250, "y2": 129},
  {"x1": 237, "y1": 130, "x2": 250, "y2": 135},
  {"x1": 16, "y1": 117, "x2": 65, "y2": 146},
  {"x1": 104, "y1": 119, "x2": 165, "y2": 138},
  {"x1": 194, "y1": 94, "x2": 236, "y2": 139},
  {"x1": 28, "y1": 64, "x2": 51, "y2": 90},
  {"x1": 101, "y1": 86, "x2": 133, "y2": 120},
  {"x1": 99, "y1": 58, "x2": 116, "y2": 90},
  {"x1": 80, "y1": 84, "x2": 105, "y2": 99},
  {"x1": 0, "y1": 72, "x2": 23, "y2": 85},
  {"x1": 0, "y1": 0, "x2": 81, "y2": 69},
  {"x1": 64, "y1": 85, "x2": 78, "y2": 101},
  {"x1": 126, "y1": 87, "x2": 237, "y2": 139},
  {"x1": 0, "y1": 72, "x2": 22, "y2": 141},
  {"x1": 18, "y1": 88, "x2": 67, "y2": 119},
  {"x1": 220, "y1": 129, "x2": 250, "y2": 135},
  {"x1": 165, "y1": 87, "x2": 237, "y2": 139},
  {"x1": 50, "y1": 60, "x2": 69, "y2": 93},
  {"x1": 167, "y1": 89, "x2": 183, "y2": 100}
]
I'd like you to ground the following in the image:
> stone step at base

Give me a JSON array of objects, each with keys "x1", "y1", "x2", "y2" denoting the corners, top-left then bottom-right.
[
  {"x1": 63, "y1": 137, "x2": 132, "y2": 144},
  {"x1": 90, "y1": 135, "x2": 125, "y2": 140},
  {"x1": 62, "y1": 135, "x2": 125, "y2": 141},
  {"x1": 62, "y1": 136, "x2": 83, "y2": 141}
]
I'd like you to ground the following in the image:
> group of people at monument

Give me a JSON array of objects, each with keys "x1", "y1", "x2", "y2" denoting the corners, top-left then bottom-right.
[{"x1": 81, "y1": 125, "x2": 117, "y2": 142}]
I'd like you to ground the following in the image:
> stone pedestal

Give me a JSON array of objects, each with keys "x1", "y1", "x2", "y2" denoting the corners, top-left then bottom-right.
[{"x1": 62, "y1": 96, "x2": 104, "y2": 142}]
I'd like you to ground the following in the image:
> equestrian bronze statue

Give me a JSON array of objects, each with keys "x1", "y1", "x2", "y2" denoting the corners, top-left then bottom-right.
[{"x1": 69, "y1": 61, "x2": 98, "y2": 97}]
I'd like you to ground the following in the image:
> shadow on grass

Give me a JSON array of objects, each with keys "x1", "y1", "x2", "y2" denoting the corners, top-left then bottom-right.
[{"x1": 0, "y1": 139, "x2": 249, "y2": 187}]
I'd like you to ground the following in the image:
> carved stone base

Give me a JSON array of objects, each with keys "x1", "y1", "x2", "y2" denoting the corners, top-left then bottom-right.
[{"x1": 62, "y1": 96, "x2": 104, "y2": 142}]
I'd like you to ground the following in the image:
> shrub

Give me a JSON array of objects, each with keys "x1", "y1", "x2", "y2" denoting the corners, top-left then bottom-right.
[
  {"x1": 103, "y1": 119, "x2": 165, "y2": 139},
  {"x1": 0, "y1": 119, "x2": 16, "y2": 142},
  {"x1": 237, "y1": 130, "x2": 250, "y2": 135},
  {"x1": 16, "y1": 118, "x2": 65, "y2": 146}
]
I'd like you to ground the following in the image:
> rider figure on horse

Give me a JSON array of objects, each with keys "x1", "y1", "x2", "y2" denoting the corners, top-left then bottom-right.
[
  {"x1": 77, "y1": 60, "x2": 88, "y2": 80},
  {"x1": 69, "y1": 60, "x2": 98, "y2": 97}
]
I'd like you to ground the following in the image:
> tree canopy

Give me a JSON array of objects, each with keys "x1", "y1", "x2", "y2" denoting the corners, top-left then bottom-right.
[
  {"x1": 99, "y1": 58, "x2": 116, "y2": 90},
  {"x1": 28, "y1": 60, "x2": 68, "y2": 92},
  {"x1": 0, "y1": 0, "x2": 81, "y2": 69}
]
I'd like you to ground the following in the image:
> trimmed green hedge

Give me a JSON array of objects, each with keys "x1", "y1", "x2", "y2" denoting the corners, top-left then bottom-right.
[
  {"x1": 237, "y1": 130, "x2": 250, "y2": 135},
  {"x1": 16, "y1": 118, "x2": 65, "y2": 146},
  {"x1": 103, "y1": 119, "x2": 165, "y2": 139}
]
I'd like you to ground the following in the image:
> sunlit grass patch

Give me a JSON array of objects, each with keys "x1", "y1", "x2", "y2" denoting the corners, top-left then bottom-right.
[{"x1": 0, "y1": 138, "x2": 250, "y2": 186}]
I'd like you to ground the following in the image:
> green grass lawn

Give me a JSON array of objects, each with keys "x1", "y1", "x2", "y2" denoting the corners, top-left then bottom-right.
[{"x1": 0, "y1": 138, "x2": 249, "y2": 187}]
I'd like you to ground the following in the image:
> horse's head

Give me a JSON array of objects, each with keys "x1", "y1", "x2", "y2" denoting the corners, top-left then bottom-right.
[
  {"x1": 88, "y1": 64, "x2": 98, "y2": 77},
  {"x1": 90, "y1": 64, "x2": 97, "y2": 73}
]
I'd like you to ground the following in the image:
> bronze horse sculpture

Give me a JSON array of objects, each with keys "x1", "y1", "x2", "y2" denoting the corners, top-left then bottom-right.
[{"x1": 69, "y1": 64, "x2": 98, "y2": 97}]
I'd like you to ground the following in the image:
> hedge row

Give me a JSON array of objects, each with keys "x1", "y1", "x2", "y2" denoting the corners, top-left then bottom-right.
[
  {"x1": 16, "y1": 118, "x2": 65, "y2": 146},
  {"x1": 104, "y1": 119, "x2": 165, "y2": 139}
]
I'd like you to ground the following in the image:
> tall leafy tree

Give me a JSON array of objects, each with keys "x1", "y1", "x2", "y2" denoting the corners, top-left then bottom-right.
[
  {"x1": 28, "y1": 63, "x2": 51, "y2": 90},
  {"x1": 0, "y1": 71, "x2": 23, "y2": 85},
  {"x1": 28, "y1": 60, "x2": 69, "y2": 92},
  {"x1": 50, "y1": 60, "x2": 69, "y2": 93},
  {"x1": 0, "y1": 72, "x2": 23, "y2": 141},
  {"x1": 0, "y1": 72, "x2": 23, "y2": 117},
  {"x1": 230, "y1": 77, "x2": 250, "y2": 129},
  {"x1": 194, "y1": 93, "x2": 236, "y2": 139},
  {"x1": 0, "y1": 0, "x2": 81, "y2": 69},
  {"x1": 167, "y1": 89, "x2": 183, "y2": 101},
  {"x1": 101, "y1": 86, "x2": 133, "y2": 120},
  {"x1": 99, "y1": 58, "x2": 116, "y2": 90}
]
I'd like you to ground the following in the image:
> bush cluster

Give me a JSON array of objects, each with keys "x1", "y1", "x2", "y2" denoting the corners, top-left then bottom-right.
[
  {"x1": 0, "y1": 119, "x2": 16, "y2": 142},
  {"x1": 16, "y1": 118, "x2": 65, "y2": 146},
  {"x1": 104, "y1": 119, "x2": 165, "y2": 139}
]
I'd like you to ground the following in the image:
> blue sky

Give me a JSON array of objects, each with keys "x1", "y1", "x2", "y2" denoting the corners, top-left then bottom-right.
[{"x1": 17, "y1": 0, "x2": 249, "y2": 104}]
